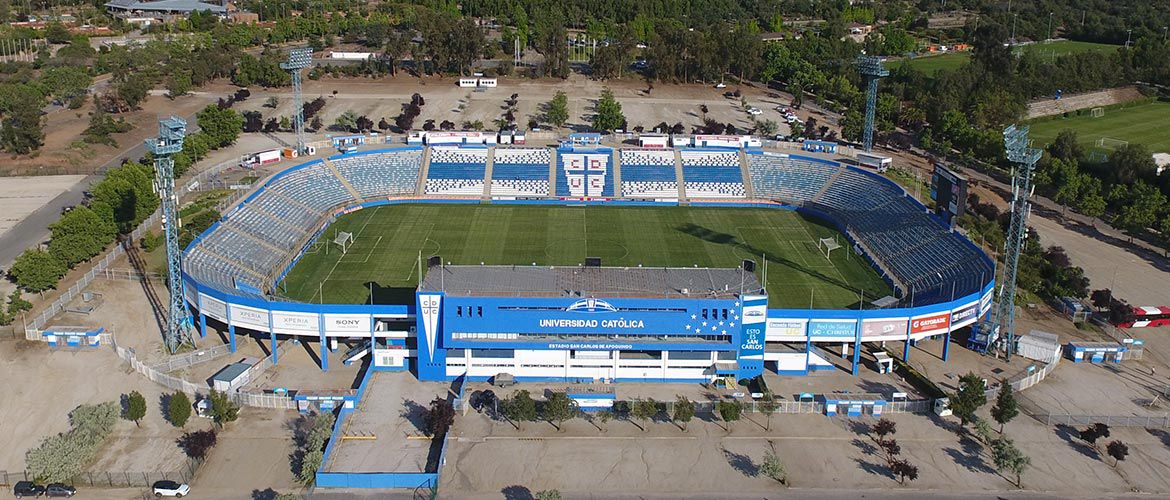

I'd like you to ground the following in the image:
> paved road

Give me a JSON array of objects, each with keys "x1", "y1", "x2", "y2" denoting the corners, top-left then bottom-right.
[
  {"x1": 298, "y1": 488, "x2": 1153, "y2": 499},
  {"x1": 0, "y1": 113, "x2": 200, "y2": 271}
]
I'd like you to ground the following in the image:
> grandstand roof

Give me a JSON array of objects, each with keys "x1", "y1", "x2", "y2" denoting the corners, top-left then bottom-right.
[{"x1": 419, "y1": 265, "x2": 762, "y2": 299}]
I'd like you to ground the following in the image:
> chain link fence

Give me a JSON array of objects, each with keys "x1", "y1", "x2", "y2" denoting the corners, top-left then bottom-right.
[
  {"x1": 0, "y1": 458, "x2": 203, "y2": 488},
  {"x1": 149, "y1": 343, "x2": 233, "y2": 373},
  {"x1": 1032, "y1": 414, "x2": 1170, "y2": 428}
]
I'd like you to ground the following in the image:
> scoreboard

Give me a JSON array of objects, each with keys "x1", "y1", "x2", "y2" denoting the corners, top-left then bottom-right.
[{"x1": 930, "y1": 163, "x2": 968, "y2": 226}]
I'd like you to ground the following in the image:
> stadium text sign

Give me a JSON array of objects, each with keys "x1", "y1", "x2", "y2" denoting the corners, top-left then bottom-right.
[
  {"x1": 808, "y1": 320, "x2": 857, "y2": 338},
  {"x1": 910, "y1": 312, "x2": 951, "y2": 334},
  {"x1": 766, "y1": 319, "x2": 807, "y2": 338},
  {"x1": 539, "y1": 318, "x2": 645, "y2": 329},
  {"x1": 548, "y1": 343, "x2": 634, "y2": 350}
]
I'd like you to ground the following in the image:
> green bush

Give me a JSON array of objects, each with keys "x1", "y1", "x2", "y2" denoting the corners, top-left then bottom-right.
[
  {"x1": 168, "y1": 391, "x2": 192, "y2": 427},
  {"x1": 26, "y1": 402, "x2": 118, "y2": 482}
]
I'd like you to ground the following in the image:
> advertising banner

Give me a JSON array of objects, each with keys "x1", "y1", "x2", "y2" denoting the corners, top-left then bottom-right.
[
  {"x1": 861, "y1": 318, "x2": 908, "y2": 339},
  {"x1": 199, "y1": 294, "x2": 227, "y2": 323},
  {"x1": 766, "y1": 319, "x2": 807, "y2": 339},
  {"x1": 950, "y1": 301, "x2": 980, "y2": 329},
  {"x1": 980, "y1": 286, "x2": 994, "y2": 315},
  {"x1": 272, "y1": 311, "x2": 320, "y2": 334},
  {"x1": 808, "y1": 320, "x2": 857, "y2": 339},
  {"x1": 323, "y1": 314, "x2": 372, "y2": 335},
  {"x1": 910, "y1": 311, "x2": 951, "y2": 335},
  {"x1": 230, "y1": 304, "x2": 269, "y2": 330}
]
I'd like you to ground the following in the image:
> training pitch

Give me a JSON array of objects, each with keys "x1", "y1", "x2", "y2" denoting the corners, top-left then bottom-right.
[
  {"x1": 1027, "y1": 100, "x2": 1170, "y2": 155},
  {"x1": 278, "y1": 204, "x2": 892, "y2": 308}
]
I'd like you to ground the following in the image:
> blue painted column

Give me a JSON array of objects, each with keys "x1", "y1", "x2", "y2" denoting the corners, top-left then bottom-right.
[
  {"x1": 903, "y1": 318, "x2": 912, "y2": 362},
  {"x1": 804, "y1": 338, "x2": 812, "y2": 375},
  {"x1": 268, "y1": 310, "x2": 278, "y2": 365},
  {"x1": 199, "y1": 314, "x2": 207, "y2": 339},
  {"x1": 228, "y1": 324, "x2": 237, "y2": 353},
  {"x1": 851, "y1": 323, "x2": 862, "y2": 376},
  {"x1": 319, "y1": 314, "x2": 329, "y2": 372},
  {"x1": 942, "y1": 328, "x2": 952, "y2": 362},
  {"x1": 370, "y1": 315, "x2": 377, "y2": 368}
]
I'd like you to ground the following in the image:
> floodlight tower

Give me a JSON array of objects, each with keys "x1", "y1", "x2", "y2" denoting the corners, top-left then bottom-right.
[
  {"x1": 857, "y1": 55, "x2": 889, "y2": 152},
  {"x1": 148, "y1": 116, "x2": 193, "y2": 354},
  {"x1": 281, "y1": 47, "x2": 313, "y2": 156},
  {"x1": 993, "y1": 124, "x2": 1043, "y2": 360}
]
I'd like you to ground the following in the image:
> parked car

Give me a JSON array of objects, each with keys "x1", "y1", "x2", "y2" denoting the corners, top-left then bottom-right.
[
  {"x1": 43, "y1": 484, "x2": 75, "y2": 498},
  {"x1": 13, "y1": 481, "x2": 45, "y2": 498},
  {"x1": 747, "y1": 107, "x2": 763, "y2": 116},
  {"x1": 152, "y1": 480, "x2": 190, "y2": 497},
  {"x1": 714, "y1": 82, "x2": 727, "y2": 88}
]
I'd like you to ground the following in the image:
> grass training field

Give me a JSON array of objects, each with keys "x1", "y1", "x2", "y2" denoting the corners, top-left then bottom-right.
[
  {"x1": 1027, "y1": 100, "x2": 1170, "y2": 154},
  {"x1": 901, "y1": 40, "x2": 1121, "y2": 75},
  {"x1": 279, "y1": 204, "x2": 892, "y2": 309}
]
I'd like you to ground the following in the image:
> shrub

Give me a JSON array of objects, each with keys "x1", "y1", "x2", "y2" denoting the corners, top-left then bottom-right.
[
  {"x1": 168, "y1": 391, "x2": 192, "y2": 427},
  {"x1": 26, "y1": 402, "x2": 119, "y2": 482},
  {"x1": 179, "y1": 429, "x2": 218, "y2": 459}
]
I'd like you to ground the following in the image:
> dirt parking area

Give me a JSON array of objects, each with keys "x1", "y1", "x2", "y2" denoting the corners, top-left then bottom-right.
[
  {"x1": 324, "y1": 371, "x2": 452, "y2": 474},
  {"x1": 0, "y1": 175, "x2": 86, "y2": 237}
]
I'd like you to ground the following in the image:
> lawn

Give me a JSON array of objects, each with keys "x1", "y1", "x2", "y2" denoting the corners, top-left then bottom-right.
[
  {"x1": 277, "y1": 204, "x2": 892, "y2": 309},
  {"x1": 1026, "y1": 100, "x2": 1170, "y2": 154},
  {"x1": 900, "y1": 40, "x2": 1122, "y2": 75}
]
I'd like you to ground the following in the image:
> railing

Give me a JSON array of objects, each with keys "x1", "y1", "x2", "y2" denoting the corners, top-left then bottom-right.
[
  {"x1": 113, "y1": 340, "x2": 204, "y2": 395},
  {"x1": 99, "y1": 268, "x2": 164, "y2": 282},
  {"x1": 0, "y1": 458, "x2": 203, "y2": 488},
  {"x1": 230, "y1": 390, "x2": 296, "y2": 410},
  {"x1": 1032, "y1": 414, "x2": 1170, "y2": 428},
  {"x1": 149, "y1": 343, "x2": 234, "y2": 373}
]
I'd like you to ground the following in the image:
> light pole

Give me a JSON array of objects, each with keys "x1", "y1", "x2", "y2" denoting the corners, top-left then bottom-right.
[
  {"x1": 1163, "y1": 26, "x2": 1168, "y2": 42},
  {"x1": 1047, "y1": 12, "x2": 1054, "y2": 41},
  {"x1": 1011, "y1": 14, "x2": 1018, "y2": 45},
  {"x1": 1125, "y1": 29, "x2": 1132, "y2": 48}
]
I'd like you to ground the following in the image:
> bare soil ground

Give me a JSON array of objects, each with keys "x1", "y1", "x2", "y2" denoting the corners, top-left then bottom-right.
[{"x1": 0, "y1": 175, "x2": 86, "y2": 236}]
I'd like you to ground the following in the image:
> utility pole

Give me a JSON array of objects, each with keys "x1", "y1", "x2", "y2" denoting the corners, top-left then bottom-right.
[
  {"x1": 281, "y1": 47, "x2": 313, "y2": 156},
  {"x1": 1125, "y1": 29, "x2": 1133, "y2": 48},
  {"x1": 1047, "y1": 12, "x2": 1054, "y2": 41},
  {"x1": 148, "y1": 117, "x2": 193, "y2": 354},
  {"x1": 991, "y1": 125, "x2": 1042, "y2": 361}
]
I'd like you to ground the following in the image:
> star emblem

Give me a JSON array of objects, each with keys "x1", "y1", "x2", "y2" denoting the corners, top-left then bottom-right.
[
  {"x1": 691, "y1": 314, "x2": 697, "y2": 320},
  {"x1": 718, "y1": 321, "x2": 724, "y2": 326},
  {"x1": 729, "y1": 322, "x2": 735, "y2": 327},
  {"x1": 734, "y1": 301, "x2": 740, "y2": 306},
  {"x1": 685, "y1": 324, "x2": 692, "y2": 330},
  {"x1": 702, "y1": 321, "x2": 708, "y2": 327},
  {"x1": 711, "y1": 325, "x2": 717, "y2": 331},
  {"x1": 721, "y1": 330, "x2": 727, "y2": 335}
]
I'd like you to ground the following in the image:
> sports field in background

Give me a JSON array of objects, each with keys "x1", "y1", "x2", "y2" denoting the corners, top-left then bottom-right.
[
  {"x1": 278, "y1": 204, "x2": 893, "y2": 309},
  {"x1": 1027, "y1": 100, "x2": 1170, "y2": 155},
  {"x1": 901, "y1": 40, "x2": 1121, "y2": 74}
]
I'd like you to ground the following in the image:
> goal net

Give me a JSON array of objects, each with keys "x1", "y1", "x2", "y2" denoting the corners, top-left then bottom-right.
[
  {"x1": 1095, "y1": 137, "x2": 1128, "y2": 150},
  {"x1": 331, "y1": 231, "x2": 354, "y2": 255},
  {"x1": 1090, "y1": 107, "x2": 1105, "y2": 118},
  {"x1": 818, "y1": 237, "x2": 842, "y2": 259}
]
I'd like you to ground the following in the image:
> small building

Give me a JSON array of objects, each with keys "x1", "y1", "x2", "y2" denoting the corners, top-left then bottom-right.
[
  {"x1": 1017, "y1": 330, "x2": 1061, "y2": 363},
  {"x1": 104, "y1": 0, "x2": 228, "y2": 17},
  {"x1": 1066, "y1": 341, "x2": 1127, "y2": 364},
  {"x1": 210, "y1": 361, "x2": 253, "y2": 392},
  {"x1": 802, "y1": 139, "x2": 838, "y2": 154}
]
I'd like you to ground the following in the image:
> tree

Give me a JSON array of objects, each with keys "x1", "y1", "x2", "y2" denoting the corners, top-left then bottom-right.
[
  {"x1": 116, "y1": 74, "x2": 151, "y2": 110},
  {"x1": 717, "y1": 400, "x2": 743, "y2": 429},
  {"x1": 890, "y1": 458, "x2": 919, "y2": 484},
  {"x1": 1, "y1": 99, "x2": 44, "y2": 154},
  {"x1": 178, "y1": 429, "x2": 218, "y2": 459},
  {"x1": 9, "y1": 249, "x2": 66, "y2": 295},
  {"x1": 759, "y1": 448, "x2": 787, "y2": 484},
  {"x1": 950, "y1": 372, "x2": 987, "y2": 427},
  {"x1": 335, "y1": 110, "x2": 359, "y2": 132},
  {"x1": 672, "y1": 396, "x2": 695, "y2": 430},
  {"x1": 1106, "y1": 440, "x2": 1128, "y2": 467},
  {"x1": 1080, "y1": 423, "x2": 1111, "y2": 447},
  {"x1": 591, "y1": 88, "x2": 625, "y2": 132},
  {"x1": 502, "y1": 390, "x2": 538, "y2": 425},
  {"x1": 41, "y1": 66, "x2": 93, "y2": 105},
  {"x1": 166, "y1": 69, "x2": 192, "y2": 98},
  {"x1": 1114, "y1": 180, "x2": 1166, "y2": 236},
  {"x1": 209, "y1": 390, "x2": 239, "y2": 425},
  {"x1": 196, "y1": 105, "x2": 244, "y2": 148},
  {"x1": 44, "y1": 22, "x2": 72, "y2": 44},
  {"x1": 545, "y1": 91, "x2": 569, "y2": 128},
  {"x1": 124, "y1": 391, "x2": 146, "y2": 427},
  {"x1": 264, "y1": 96, "x2": 279, "y2": 108},
  {"x1": 423, "y1": 397, "x2": 455, "y2": 437},
  {"x1": 542, "y1": 392, "x2": 577, "y2": 431},
  {"x1": 992, "y1": 437, "x2": 1030, "y2": 487},
  {"x1": 310, "y1": 116, "x2": 323, "y2": 132},
  {"x1": 168, "y1": 391, "x2": 192, "y2": 427},
  {"x1": 534, "y1": 490, "x2": 562, "y2": 500},
  {"x1": 48, "y1": 205, "x2": 117, "y2": 268},
  {"x1": 871, "y1": 418, "x2": 897, "y2": 439},
  {"x1": 759, "y1": 393, "x2": 778, "y2": 431},
  {"x1": 630, "y1": 399, "x2": 657, "y2": 432},
  {"x1": 990, "y1": 381, "x2": 1019, "y2": 432},
  {"x1": 596, "y1": 409, "x2": 612, "y2": 431},
  {"x1": 755, "y1": 119, "x2": 779, "y2": 137}
]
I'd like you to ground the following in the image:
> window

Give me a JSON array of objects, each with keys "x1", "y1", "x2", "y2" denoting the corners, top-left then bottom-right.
[
  {"x1": 477, "y1": 306, "x2": 483, "y2": 317},
  {"x1": 456, "y1": 306, "x2": 463, "y2": 317},
  {"x1": 716, "y1": 351, "x2": 737, "y2": 360},
  {"x1": 702, "y1": 309, "x2": 709, "y2": 319}
]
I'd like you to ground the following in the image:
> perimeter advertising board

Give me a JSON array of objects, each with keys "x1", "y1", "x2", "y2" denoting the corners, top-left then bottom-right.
[
  {"x1": 324, "y1": 314, "x2": 372, "y2": 336},
  {"x1": 199, "y1": 293, "x2": 228, "y2": 323},
  {"x1": 766, "y1": 319, "x2": 807, "y2": 340},
  {"x1": 230, "y1": 304, "x2": 269, "y2": 330},
  {"x1": 910, "y1": 311, "x2": 951, "y2": 337},
  {"x1": 808, "y1": 319, "x2": 857, "y2": 340},
  {"x1": 272, "y1": 311, "x2": 320, "y2": 335},
  {"x1": 950, "y1": 301, "x2": 980, "y2": 329},
  {"x1": 861, "y1": 318, "x2": 908, "y2": 339}
]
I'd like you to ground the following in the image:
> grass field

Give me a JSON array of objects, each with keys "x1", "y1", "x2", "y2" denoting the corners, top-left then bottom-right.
[
  {"x1": 901, "y1": 40, "x2": 1121, "y2": 75},
  {"x1": 278, "y1": 204, "x2": 893, "y2": 309},
  {"x1": 1027, "y1": 100, "x2": 1170, "y2": 154}
]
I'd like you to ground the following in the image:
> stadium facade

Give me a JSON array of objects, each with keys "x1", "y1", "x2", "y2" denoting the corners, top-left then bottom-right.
[{"x1": 182, "y1": 135, "x2": 995, "y2": 382}]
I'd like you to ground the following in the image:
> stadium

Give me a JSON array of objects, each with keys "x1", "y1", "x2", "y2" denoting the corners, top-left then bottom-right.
[{"x1": 181, "y1": 133, "x2": 995, "y2": 384}]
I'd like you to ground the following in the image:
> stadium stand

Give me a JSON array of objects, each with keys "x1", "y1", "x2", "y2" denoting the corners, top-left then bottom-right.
[
  {"x1": 681, "y1": 150, "x2": 745, "y2": 198},
  {"x1": 491, "y1": 148, "x2": 551, "y2": 197},
  {"x1": 748, "y1": 153, "x2": 840, "y2": 202},
  {"x1": 620, "y1": 150, "x2": 678, "y2": 198},
  {"x1": 556, "y1": 149, "x2": 613, "y2": 197},
  {"x1": 425, "y1": 147, "x2": 488, "y2": 196},
  {"x1": 332, "y1": 150, "x2": 423, "y2": 199}
]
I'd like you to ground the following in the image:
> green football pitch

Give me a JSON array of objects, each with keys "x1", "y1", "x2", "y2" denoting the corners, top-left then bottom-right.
[
  {"x1": 278, "y1": 204, "x2": 893, "y2": 309},
  {"x1": 1027, "y1": 100, "x2": 1170, "y2": 155}
]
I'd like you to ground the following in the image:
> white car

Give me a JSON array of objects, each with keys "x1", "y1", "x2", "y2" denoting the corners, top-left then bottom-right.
[
  {"x1": 715, "y1": 82, "x2": 727, "y2": 88},
  {"x1": 152, "y1": 481, "x2": 190, "y2": 497},
  {"x1": 747, "y1": 107, "x2": 763, "y2": 116}
]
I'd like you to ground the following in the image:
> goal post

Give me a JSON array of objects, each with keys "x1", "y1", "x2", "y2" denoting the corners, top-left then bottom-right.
[
  {"x1": 1090, "y1": 107, "x2": 1104, "y2": 118},
  {"x1": 332, "y1": 231, "x2": 354, "y2": 255},
  {"x1": 1095, "y1": 137, "x2": 1128, "y2": 150},
  {"x1": 818, "y1": 237, "x2": 842, "y2": 259}
]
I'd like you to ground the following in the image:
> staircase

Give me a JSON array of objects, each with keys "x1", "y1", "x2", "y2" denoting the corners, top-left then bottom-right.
[
  {"x1": 674, "y1": 149, "x2": 686, "y2": 201},
  {"x1": 547, "y1": 149, "x2": 558, "y2": 197},
  {"x1": 739, "y1": 150, "x2": 755, "y2": 199},
  {"x1": 482, "y1": 147, "x2": 495, "y2": 199},
  {"x1": 812, "y1": 165, "x2": 846, "y2": 202},
  {"x1": 416, "y1": 147, "x2": 432, "y2": 196},
  {"x1": 611, "y1": 149, "x2": 623, "y2": 198},
  {"x1": 322, "y1": 158, "x2": 365, "y2": 202}
]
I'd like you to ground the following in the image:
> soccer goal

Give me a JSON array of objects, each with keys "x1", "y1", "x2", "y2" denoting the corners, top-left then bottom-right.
[
  {"x1": 331, "y1": 231, "x2": 354, "y2": 255},
  {"x1": 1095, "y1": 137, "x2": 1128, "y2": 150},
  {"x1": 1090, "y1": 107, "x2": 1105, "y2": 118},
  {"x1": 818, "y1": 236, "x2": 842, "y2": 259}
]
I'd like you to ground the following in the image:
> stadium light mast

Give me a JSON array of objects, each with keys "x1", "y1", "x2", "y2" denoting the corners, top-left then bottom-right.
[
  {"x1": 993, "y1": 124, "x2": 1042, "y2": 361},
  {"x1": 857, "y1": 55, "x2": 889, "y2": 153},
  {"x1": 281, "y1": 47, "x2": 313, "y2": 156},
  {"x1": 148, "y1": 116, "x2": 193, "y2": 354}
]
